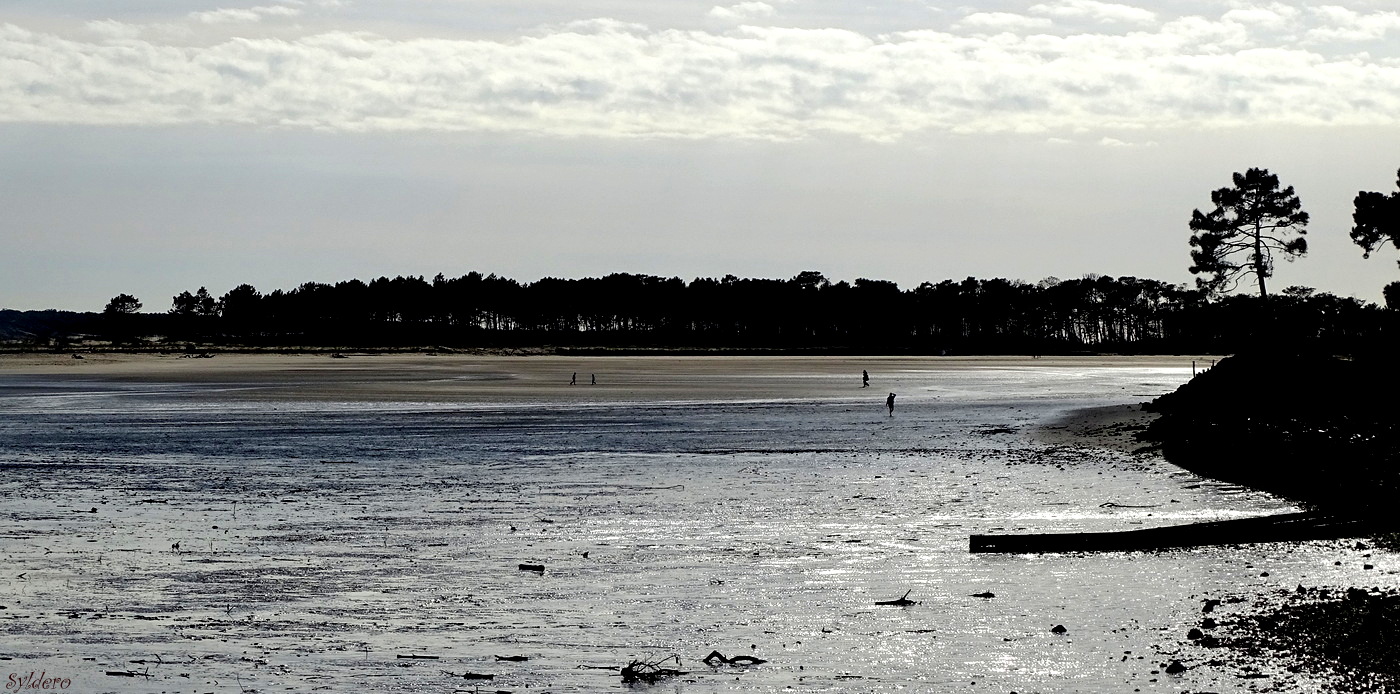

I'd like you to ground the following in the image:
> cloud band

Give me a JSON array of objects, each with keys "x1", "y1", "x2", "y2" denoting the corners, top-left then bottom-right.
[{"x1": 3, "y1": 5, "x2": 1399, "y2": 140}]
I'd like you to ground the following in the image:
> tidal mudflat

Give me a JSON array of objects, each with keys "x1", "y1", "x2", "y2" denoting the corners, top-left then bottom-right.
[{"x1": 0, "y1": 354, "x2": 1388, "y2": 692}]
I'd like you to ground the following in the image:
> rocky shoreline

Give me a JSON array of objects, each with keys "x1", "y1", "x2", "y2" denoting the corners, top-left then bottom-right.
[
  {"x1": 1137, "y1": 353, "x2": 1400, "y2": 692},
  {"x1": 1140, "y1": 352, "x2": 1400, "y2": 515}
]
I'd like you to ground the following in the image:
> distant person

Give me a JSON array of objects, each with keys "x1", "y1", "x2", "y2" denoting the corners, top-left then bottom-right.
[
  {"x1": 886, "y1": 392, "x2": 896, "y2": 417},
  {"x1": 862, "y1": 370, "x2": 870, "y2": 388},
  {"x1": 570, "y1": 372, "x2": 577, "y2": 385},
  {"x1": 591, "y1": 374, "x2": 596, "y2": 385}
]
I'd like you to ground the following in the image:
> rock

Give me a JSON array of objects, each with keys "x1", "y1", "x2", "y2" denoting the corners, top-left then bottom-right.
[
  {"x1": 1187, "y1": 628, "x2": 1204, "y2": 640},
  {"x1": 1164, "y1": 660, "x2": 1187, "y2": 674},
  {"x1": 1050, "y1": 625, "x2": 1068, "y2": 634},
  {"x1": 1201, "y1": 617, "x2": 1217, "y2": 629},
  {"x1": 971, "y1": 592, "x2": 996, "y2": 599},
  {"x1": 1203, "y1": 599, "x2": 1221, "y2": 613}
]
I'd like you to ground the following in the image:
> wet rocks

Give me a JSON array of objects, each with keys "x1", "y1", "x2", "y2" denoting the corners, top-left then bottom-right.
[
  {"x1": 1186, "y1": 626, "x2": 1220, "y2": 648},
  {"x1": 1186, "y1": 586, "x2": 1400, "y2": 691}
]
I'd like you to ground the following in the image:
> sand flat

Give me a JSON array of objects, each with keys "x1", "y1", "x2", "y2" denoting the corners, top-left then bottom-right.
[
  {"x1": 0, "y1": 352, "x2": 1216, "y2": 404},
  {"x1": 2, "y1": 350, "x2": 1358, "y2": 694}
]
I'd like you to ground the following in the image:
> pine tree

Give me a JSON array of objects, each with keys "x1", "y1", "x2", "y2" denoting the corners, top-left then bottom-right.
[{"x1": 1188, "y1": 168, "x2": 1308, "y2": 298}]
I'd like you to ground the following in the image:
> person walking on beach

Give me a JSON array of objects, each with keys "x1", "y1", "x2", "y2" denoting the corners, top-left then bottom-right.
[
  {"x1": 591, "y1": 374, "x2": 596, "y2": 385},
  {"x1": 570, "y1": 372, "x2": 577, "y2": 385},
  {"x1": 886, "y1": 392, "x2": 896, "y2": 417},
  {"x1": 862, "y1": 370, "x2": 869, "y2": 388}
]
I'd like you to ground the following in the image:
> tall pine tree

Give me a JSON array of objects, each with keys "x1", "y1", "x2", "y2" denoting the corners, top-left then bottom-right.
[{"x1": 1188, "y1": 168, "x2": 1309, "y2": 298}]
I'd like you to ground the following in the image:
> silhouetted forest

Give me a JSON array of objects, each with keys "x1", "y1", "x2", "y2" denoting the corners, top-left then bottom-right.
[{"x1": 5, "y1": 271, "x2": 1395, "y2": 354}]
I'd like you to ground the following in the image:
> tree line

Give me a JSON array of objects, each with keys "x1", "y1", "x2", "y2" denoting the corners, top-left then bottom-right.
[
  {"x1": 72, "y1": 165, "x2": 1400, "y2": 354},
  {"x1": 79, "y1": 270, "x2": 1384, "y2": 354}
]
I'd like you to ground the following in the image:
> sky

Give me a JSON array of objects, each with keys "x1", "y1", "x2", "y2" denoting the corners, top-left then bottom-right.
[{"x1": 3, "y1": 0, "x2": 1400, "y2": 311}]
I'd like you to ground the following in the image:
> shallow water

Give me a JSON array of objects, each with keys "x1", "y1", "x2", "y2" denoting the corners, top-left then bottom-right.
[{"x1": 0, "y1": 363, "x2": 1391, "y2": 693}]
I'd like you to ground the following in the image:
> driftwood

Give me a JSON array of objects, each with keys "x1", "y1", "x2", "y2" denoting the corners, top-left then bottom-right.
[
  {"x1": 494, "y1": 655, "x2": 528, "y2": 662},
  {"x1": 702, "y1": 650, "x2": 767, "y2": 666},
  {"x1": 620, "y1": 655, "x2": 686, "y2": 683},
  {"x1": 518, "y1": 563, "x2": 545, "y2": 572},
  {"x1": 969, "y1": 511, "x2": 1375, "y2": 553},
  {"x1": 442, "y1": 670, "x2": 493, "y2": 680},
  {"x1": 104, "y1": 670, "x2": 150, "y2": 678},
  {"x1": 875, "y1": 590, "x2": 919, "y2": 606},
  {"x1": 397, "y1": 654, "x2": 439, "y2": 660}
]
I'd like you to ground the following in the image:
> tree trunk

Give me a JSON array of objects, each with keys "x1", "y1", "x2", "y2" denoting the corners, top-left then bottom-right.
[{"x1": 1254, "y1": 219, "x2": 1269, "y2": 299}]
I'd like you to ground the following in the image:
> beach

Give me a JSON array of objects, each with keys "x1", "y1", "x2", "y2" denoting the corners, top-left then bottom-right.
[
  {"x1": 0, "y1": 353, "x2": 1384, "y2": 692},
  {"x1": 0, "y1": 352, "x2": 1203, "y2": 404}
]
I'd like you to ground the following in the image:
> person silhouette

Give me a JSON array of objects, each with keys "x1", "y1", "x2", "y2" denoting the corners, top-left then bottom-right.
[
  {"x1": 570, "y1": 372, "x2": 577, "y2": 385},
  {"x1": 862, "y1": 370, "x2": 869, "y2": 388},
  {"x1": 590, "y1": 374, "x2": 596, "y2": 385},
  {"x1": 886, "y1": 392, "x2": 896, "y2": 417}
]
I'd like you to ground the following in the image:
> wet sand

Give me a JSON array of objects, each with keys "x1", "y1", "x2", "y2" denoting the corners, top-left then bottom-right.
[
  {"x1": 1035, "y1": 403, "x2": 1160, "y2": 453},
  {"x1": 11, "y1": 352, "x2": 1363, "y2": 694},
  {"x1": 0, "y1": 352, "x2": 1210, "y2": 407}
]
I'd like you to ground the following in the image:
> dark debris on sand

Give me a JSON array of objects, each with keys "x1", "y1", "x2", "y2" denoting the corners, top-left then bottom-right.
[
  {"x1": 620, "y1": 655, "x2": 687, "y2": 684},
  {"x1": 1182, "y1": 585, "x2": 1400, "y2": 692}
]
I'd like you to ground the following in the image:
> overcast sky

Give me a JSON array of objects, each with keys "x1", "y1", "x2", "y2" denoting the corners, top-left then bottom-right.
[{"x1": 4, "y1": 0, "x2": 1400, "y2": 311}]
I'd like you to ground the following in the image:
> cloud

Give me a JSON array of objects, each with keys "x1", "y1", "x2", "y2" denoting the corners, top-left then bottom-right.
[
  {"x1": 1098, "y1": 136, "x2": 1157, "y2": 147},
  {"x1": 84, "y1": 19, "x2": 145, "y2": 40},
  {"x1": 1028, "y1": 0, "x2": 1156, "y2": 26},
  {"x1": 953, "y1": 12, "x2": 1054, "y2": 34},
  {"x1": 1303, "y1": 5, "x2": 1400, "y2": 44},
  {"x1": 191, "y1": 5, "x2": 303, "y2": 24},
  {"x1": 709, "y1": 2, "x2": 778, "y2": 22},
  {"x1": 3, "y1": 4, "x2": 1399, "y2": 141},
  {"x1": 1221, "y1": 3, "x2": 1301, "y2": 31}
]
